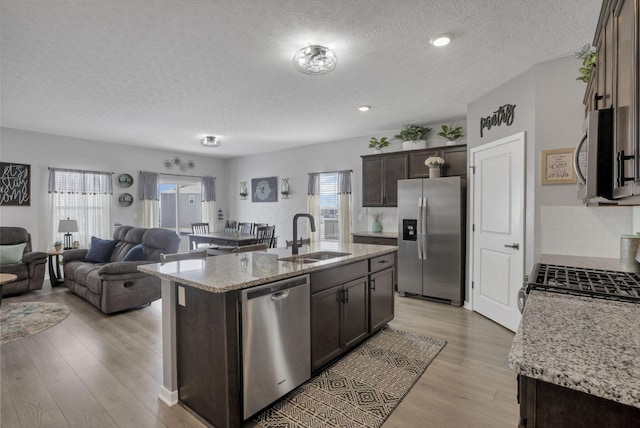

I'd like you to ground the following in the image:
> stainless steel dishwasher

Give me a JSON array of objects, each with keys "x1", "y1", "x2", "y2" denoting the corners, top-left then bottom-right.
[{"x1": 241, "y1": 274, "x2": 310, "y2": 419}]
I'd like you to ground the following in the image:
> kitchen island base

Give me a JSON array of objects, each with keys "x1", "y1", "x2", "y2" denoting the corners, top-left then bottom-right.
[{"x1": 518, "y1": 375, "x2": 640, "y2": 428}]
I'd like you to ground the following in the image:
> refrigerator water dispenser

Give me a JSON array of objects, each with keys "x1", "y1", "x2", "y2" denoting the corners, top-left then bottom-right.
[{"x1": 402, "y1": 219, "x2": 417, "y2": 241}]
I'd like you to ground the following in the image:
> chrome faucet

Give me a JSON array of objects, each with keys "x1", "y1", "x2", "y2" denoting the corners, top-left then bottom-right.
[{"x1": 292, "y1": 213, "x2": 316, "y2": 255}]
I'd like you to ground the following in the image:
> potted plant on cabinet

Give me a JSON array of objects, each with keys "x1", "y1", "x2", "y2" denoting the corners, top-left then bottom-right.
[
  {"x1": 368, "y1": 136, "x2": 390, "y2": 154},
  {"x1": 437, "y1": 123, "x2": 464, "y2": 145},
  {"x1": 54, "y1": 241, "x2": 62, "y2": 252},
  {"x1": 394, "y1": 125, "x2": 432, "y2": 151}
]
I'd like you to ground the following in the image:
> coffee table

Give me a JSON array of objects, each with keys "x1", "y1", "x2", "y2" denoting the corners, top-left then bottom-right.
[
  {"x1": 47, "y1": 250, "x2": 65, "y2": 287},
  {"x1": 0, "y1": 273, "x2": 18, "y2": 305}
]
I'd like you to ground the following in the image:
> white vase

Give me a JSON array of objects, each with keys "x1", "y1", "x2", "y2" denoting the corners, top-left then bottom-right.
[
  {"x1": 402, "y1": 140, "x2": 427, "y2": 151},
  {"x1": 428, "y1": 166, "x2": 441, "y2": 178}
]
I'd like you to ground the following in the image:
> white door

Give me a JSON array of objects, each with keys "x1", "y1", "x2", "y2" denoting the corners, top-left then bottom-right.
[{"x1": 470, "y1": 132, "x2": 525, "y2": 332}]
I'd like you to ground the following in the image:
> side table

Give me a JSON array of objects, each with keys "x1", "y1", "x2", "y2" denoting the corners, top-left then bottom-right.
[
  {"x1": 0, "y1": 273, "x2": 18, "y2": 305},
  {"x1": 47, "y1": 250, "x2": 65, "y2": 287}
]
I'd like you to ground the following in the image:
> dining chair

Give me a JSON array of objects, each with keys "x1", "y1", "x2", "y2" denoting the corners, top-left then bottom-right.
[
  {"x1": 191, "y1": 222, "x2": 210, "y2": 249},
  {"x1": 237, "y1": 222, "x2": 253, "y2": 234},
  {"x1": 286, "y1": 237, "x2": 311, "y2": 248},
  {"x1": 160, "y1": 249, "x2": 207, "y2": 265},
  {"x1": 255, "y1": 225, "x2": 276, "y2": 249},
  {"x1": 252, "y1": 223, "x2": 268, "y2": 233}
]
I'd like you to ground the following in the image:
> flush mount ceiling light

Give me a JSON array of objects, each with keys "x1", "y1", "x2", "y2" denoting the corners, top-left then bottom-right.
[
  {"x1": 293, "y1": 44, "x2": 337, "y2": 75},
  {"x1": 430, "y1": 34, "x2": 451, "y2": 47},
  {"x1": 201, "y1": 136, "x2": 221, "y2": 147},
  {"x1": 358, "y1": 106, "x2": 371, "y2": 112}
]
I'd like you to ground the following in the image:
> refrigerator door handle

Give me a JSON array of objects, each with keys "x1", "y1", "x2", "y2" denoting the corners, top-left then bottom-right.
[
  {"x1": 421, "y1": 197, "x2": 428, "y2": 260},
  {"x1": 417, "y1": 197, "x2": 423, "y2": 259}
]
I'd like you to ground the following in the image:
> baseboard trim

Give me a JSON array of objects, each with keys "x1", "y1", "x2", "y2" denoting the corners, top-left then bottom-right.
[{"x1": 158, "y1": 386, "x2": 178, "y2": 406}]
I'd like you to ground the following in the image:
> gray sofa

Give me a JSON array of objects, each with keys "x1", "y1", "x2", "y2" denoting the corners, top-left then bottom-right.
[
  {"x1": 0, "y1": 227, "x2": 48, "y2": 296},
  {"x1": 62, "y1": 226, "x2": 180, "y2": 314}
]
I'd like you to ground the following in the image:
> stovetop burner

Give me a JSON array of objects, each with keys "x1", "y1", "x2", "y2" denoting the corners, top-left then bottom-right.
[{"x1": 526, "y1": 263, "x2": 640, "y2": 304}]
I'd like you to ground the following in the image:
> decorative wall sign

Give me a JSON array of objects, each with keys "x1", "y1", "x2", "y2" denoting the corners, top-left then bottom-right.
[
  {"x1": 163, "y1": 157, "x2": 195, "y2": 172},
  {"x1": 251, "y1": 177, "x2": 278, "y2": 202},
  {"x1": 480, "y1": 103, "x2": 516, "y2": 137},
  {"x1": 541, "y1": 148, "x2": 577, "y2": 184},
  {"x1": 0, "y1": 162, "x2": 31, "y2": 206},
  {"x1": 118, "y1": 193, "x2": 134, "y2": 206}
]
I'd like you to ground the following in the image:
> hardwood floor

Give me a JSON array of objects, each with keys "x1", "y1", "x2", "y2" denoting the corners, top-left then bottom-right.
[{"x1": 1, "y1": 284, "x2": 518, "y2": 427}]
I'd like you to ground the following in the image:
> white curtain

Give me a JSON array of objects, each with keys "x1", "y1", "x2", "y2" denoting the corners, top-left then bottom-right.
[
  {"x1": 139, "y1": 171, "x2": 159, "y2": 228},
  {"x1": 307, "y1": 173, "x2": 321, "y2": 242},
  {"x1": 48, "y1": 168, "x2": 113, "y2": 247},
  {"x1": 337, "y1": 170, "x2": 352, "y2": 242}
]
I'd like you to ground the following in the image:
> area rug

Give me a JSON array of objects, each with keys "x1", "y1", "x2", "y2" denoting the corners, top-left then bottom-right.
[
  {"x1": 254, "y1": 326, "x2": 446, "y2": 428},
  {"x1": 0, "y1": 302, "x2": 70, "y2": 345}
]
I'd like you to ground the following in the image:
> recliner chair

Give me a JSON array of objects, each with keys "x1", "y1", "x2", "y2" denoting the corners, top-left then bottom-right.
[{"x1": 0, "y1": 227, "x2": 48, "y2": 296}]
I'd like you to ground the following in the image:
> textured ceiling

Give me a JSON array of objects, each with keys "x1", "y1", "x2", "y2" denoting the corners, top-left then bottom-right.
[{"x1": 1, "y1": 0, "x2": 601, "y2": 158}]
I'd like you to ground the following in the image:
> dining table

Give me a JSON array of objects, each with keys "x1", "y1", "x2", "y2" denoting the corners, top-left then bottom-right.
[{"x1": 188, "y1": 232, "x2": 257, "y2": 250}]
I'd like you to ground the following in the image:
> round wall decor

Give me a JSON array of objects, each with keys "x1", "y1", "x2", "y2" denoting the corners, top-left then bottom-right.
[
  {"x1": 118, "y1": 193, "x2": 133, "y2": 207},
  {"x1": 117, "y1": 173, "x2": 133, "y2": 187}
]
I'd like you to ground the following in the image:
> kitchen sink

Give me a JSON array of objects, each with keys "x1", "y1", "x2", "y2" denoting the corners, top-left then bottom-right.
[{"x1": 278, "y1": 251, "x2": 351, "y2": 264}]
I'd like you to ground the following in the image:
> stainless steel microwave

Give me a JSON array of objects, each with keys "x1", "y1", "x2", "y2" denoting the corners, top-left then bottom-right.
[{"x1": 573, "y1": 108, "x2": 614, "y2": 202}]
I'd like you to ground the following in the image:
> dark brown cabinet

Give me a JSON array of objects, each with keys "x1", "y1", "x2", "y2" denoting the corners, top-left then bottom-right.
[
  {"x1": 362, "y1": 154, "x2": 408, "y2": 206},
  {"x1": 311, "y1": 277, "x2": 369, "y2": 372},
  {"x1": 369, "y1": 266, "x2": 394, "y2": 333},
  {"x1": 588, "y1": 0, "x2": 639, "y2": 200},
  {"x1": 362, "y1": 146, "x2": 467, "y2": 207}
]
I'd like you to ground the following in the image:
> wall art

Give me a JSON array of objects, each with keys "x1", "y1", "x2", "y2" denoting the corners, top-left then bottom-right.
[
  {"x1": 480, "y1": 103, "x2": 516, "y2": 137},
  {"x1": 251, "y1": 176, "x2": 278, "y2": 202},
  {"x1": 541, "y1": 148, "x2": 577, "y2": 184},
  {"x1": 0, "y1": 162, "x2": 31, "y2": 206}
]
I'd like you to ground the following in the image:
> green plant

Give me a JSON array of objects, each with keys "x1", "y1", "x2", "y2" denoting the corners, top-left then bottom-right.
[
  {"x1": 368, "y1": 136, "x2": 390, "y2": 150},
  {"x1": 437, "y1": 123, "x2": 464, "y2": 141},
  {"x1": 54, "y1": 241, "x2": 62, "y2": 246},
  {"x1": 394, "y1": 125, "x2": 432, "y2": 141},
  {"x1": 575, "y1": 44, "x2": 596, "y2": 83}
]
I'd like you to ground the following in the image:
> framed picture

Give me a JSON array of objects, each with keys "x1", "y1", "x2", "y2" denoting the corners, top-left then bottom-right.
[
  {"x1": 541, "y1": 148, "x2": 577, "y2": 184},
  {"x1": 0, "y1": 162, "x2": 31, "y2": 206},
  {"x1": 251, "y1": 176, "x2": 278, "y2": 202}
]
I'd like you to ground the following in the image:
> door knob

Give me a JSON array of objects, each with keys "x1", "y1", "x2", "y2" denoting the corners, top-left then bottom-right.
[{"x1": 504, "y1": 243, "x2": 520, "y2": 250}]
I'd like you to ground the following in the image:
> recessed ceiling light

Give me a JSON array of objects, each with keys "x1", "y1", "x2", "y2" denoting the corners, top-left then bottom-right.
[
  {"x1": 358, "y1": 106, "x2": 371, "y2": 112},
  {"x1": 201, "y1": 136, "x2": 221, "y2": 147},
  {"x1": 430, "y1": 34, "x2": 451, "y2": 47}
]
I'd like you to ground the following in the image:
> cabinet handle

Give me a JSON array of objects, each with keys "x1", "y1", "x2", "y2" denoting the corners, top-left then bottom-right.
[
  {"x1": 616, "y1": 150, "x2": 634, "y2": 187},
  {"x1": 593, "y1": 92, "x2": 603, "y2": 109},
  {"x1": 371, "y1": 279, "x2": 376, "y2": 291},
  {"x1": 344, "y1": 288, "x2": 349, "y2": 303}
]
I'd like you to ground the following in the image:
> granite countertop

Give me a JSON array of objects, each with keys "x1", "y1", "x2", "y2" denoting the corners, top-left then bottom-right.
[
  {"x1": 138, "y1": 242, "x2": 397, "y2": 294},
  {"x1": 509, "y1": 291, "x2": 640, "y2": 409},
  {"x1": 351, "y1": 231, "x2": 398, "y2": 239}
]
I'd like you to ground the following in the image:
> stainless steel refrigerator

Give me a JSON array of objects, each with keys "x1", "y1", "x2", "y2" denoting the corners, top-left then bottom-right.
[{"x1": 397, "y1": 177, "x2": 465, "y2": 306}]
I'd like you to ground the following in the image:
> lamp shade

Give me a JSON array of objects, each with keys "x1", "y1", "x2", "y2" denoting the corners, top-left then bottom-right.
[{"x1": 58, "y1": 219, "x2": 78, "y2": 233}]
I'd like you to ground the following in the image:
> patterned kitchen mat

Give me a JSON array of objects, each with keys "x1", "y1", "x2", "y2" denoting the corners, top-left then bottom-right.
[
  {"x1": 253, "y1": 326, "x2": 446, "y2": 428},
  {"x1": 0, "y1": 301, "x2": 70, "y2": 345}
]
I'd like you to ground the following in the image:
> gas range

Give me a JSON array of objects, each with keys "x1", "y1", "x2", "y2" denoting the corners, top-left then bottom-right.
[{"x1": 520, "y1": 264, "x2": 640, "y2": 311}]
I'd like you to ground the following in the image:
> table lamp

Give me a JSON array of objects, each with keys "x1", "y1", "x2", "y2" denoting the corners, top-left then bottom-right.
[{"x1": 58, "y1": 218, "x2": 78, "y2": 250}]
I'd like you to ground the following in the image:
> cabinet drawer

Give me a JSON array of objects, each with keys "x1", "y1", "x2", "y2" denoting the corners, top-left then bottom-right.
[
  {"x1": 370, "y1": 253, "x2": 395, "y2": 273},
  {"x1": 310, "y1": 260, "x2": 368, "y2": 294}
]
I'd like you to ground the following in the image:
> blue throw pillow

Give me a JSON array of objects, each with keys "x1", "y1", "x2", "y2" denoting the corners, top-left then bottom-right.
[
  {"x1": 0, "y1": 243, "x2": 26, "y2": 264},
  {"x1": 123, "y1": 243, "x2": 147, "y2": 262},
  {"x1": 84, "y1": 236, "x2": 119, "y2": 263}
]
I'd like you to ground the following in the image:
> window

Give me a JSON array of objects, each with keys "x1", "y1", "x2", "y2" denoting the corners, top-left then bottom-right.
[
  {"x1": 308, "y1": 170, "x2": 352, "y2": 243},
  {"x1": 319, "y1": 173, "x2": 339, "y2": 240},
  {"x1": 48, "y1": 168, "x2": 112, "y2": 247}
]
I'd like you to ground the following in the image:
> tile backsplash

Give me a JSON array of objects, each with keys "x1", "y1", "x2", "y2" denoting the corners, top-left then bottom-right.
[{"x1": 540, "y1": 206, "x2": 633, "y2": 258}]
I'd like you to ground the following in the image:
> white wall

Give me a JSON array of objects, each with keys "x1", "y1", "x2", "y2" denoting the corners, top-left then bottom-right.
[
  {"x1": 0, "y1": 127, "x2": 227, "y2": 251},
  {"x1": 467, "y1": 55, "x2": 634, "y2": 282}
]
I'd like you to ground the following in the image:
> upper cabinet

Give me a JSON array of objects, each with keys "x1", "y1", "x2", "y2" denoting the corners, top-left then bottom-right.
[
  {"x1": 588, "y1": 0, "x2": 639, "y2": 199},
  {"x1": 361, "y1": 145, "x2": 467, "y2": 207},
  {"x1": 362, "y1": 154, "x2": 408, "y2": 207}
]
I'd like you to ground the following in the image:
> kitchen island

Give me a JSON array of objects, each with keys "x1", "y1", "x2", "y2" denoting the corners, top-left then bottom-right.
[
  {"x1": 509, "y1": 290, "x2": 640, "y2": 427},
  {"x1": 139, "y1": 242, "x2": 397, "y2": 427}
]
